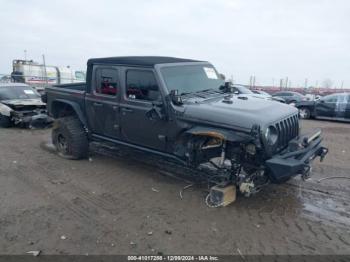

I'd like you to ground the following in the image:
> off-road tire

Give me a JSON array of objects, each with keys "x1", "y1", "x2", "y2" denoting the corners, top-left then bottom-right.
[
  {"x1": 299, "y1": 107, "x2": 311, "y2": 119},
  {"x1": 52, "y1": 116, "x2": 89, "y2": 159},
  {"x1": 0, "y1": 114, "x2": 11, "y2": 128}
]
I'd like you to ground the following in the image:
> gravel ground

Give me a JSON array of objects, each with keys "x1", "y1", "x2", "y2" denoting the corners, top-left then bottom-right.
[{"x1": 0, "y1": 120, "x2": 349, "y2": 255}]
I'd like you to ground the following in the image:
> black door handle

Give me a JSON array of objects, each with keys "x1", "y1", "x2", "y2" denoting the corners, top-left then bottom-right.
[{"x1": 93, "y1": 102, "x2": 103, "y2": 107}]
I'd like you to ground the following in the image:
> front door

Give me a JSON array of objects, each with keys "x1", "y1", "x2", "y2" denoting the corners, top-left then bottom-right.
[
  {"x1": 119, "y1": 68, "x2": 167, "y2": 151},
  {"x1": 85, "y1": 66, "x2": 121, "y2": 139}
]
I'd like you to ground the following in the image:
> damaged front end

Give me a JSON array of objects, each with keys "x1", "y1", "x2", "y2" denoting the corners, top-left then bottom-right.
[
  {"x1": 8, "y1": 103, "x2": 53, "y2": 128},
  {"x1": 180, "y1": 116, "x2": 327, "y2": 198}
]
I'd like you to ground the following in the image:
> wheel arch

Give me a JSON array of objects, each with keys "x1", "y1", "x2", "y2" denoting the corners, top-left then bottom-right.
[{"x1": 51, "y1": 99, "x2": 87, "y2": 127}]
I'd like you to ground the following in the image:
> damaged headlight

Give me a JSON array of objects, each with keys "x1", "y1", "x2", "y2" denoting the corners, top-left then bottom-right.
[{"x1": 265, "y1": 126, "x2": 278, "y2": 145}]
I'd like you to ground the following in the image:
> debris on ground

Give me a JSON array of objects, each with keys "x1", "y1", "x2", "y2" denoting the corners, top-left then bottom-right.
[
  {"x1": 60, "y1": 235, "x2": 67, "y2": 240},
  {"x1": 318, "y1": 176, "x2": 350, "y2": 183},
  {"x1": 89, "y1": 157, "x2": 93, "y2": 162},
  {"x1": 147, "y1": 231, "x2": 153, "y2": 236},
  {"x1": 165, "y1": 230, "x2": 172, "y2": 235},
  {"x1": 179, "y1": 184, "x2": 193, "y2": 199},
  {"x1": 26, "y1": 250, "x2": 41, "y2": 256},
  {"x1": 151, "y1": 188, "x2": 159, "y2": 193},
  {"x1": 236, "y1": 248, "x2": 244, "y2": 260},
  {"x1": 130, "y1": 241, "x2": 136, "y2": 247}
]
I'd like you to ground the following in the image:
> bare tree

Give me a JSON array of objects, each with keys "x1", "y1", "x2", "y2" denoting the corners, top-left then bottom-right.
[{"x1": 322, "y1": 78, "x2": 333, "y2": 88}]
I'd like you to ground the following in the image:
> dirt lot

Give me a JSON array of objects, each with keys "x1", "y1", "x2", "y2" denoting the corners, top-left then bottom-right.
[{"x1": 0, "y1": 120, "x2": 349, "y2": 255}]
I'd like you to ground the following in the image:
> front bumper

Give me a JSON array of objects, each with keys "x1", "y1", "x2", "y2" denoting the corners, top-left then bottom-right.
[
  {"x1": 265, "y1": 129, "x2": 328, "y2": 183},
  {"x1": 11, "y1": 110, "x2": 53, "y2": 128}
]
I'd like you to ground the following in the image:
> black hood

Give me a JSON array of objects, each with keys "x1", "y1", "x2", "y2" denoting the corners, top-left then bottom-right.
[{"x1": 181, "y1": 95, "x2": 298, "y2": 131}]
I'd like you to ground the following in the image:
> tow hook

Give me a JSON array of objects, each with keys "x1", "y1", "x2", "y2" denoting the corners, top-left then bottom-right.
[
  {"x1": 301, "y1": 165, "x2": 311, "y2": 181},
  {"x1": 320, "y1": 147, "x2": 328, "y2": 162}
]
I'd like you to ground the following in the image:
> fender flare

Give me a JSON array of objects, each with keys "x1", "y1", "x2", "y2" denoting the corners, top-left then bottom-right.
[
  {"x1": 184, "y1": 126, "x2": 249, "y2": 142},
  {"x1": 0, "y1": 102, "x2": 12, "y2": 117},
  {"x1": 52, "y1": 99, "x2": 87, "y2": 127}
]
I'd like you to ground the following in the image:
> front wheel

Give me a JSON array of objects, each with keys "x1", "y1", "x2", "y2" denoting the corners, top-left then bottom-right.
[
  {"x1": 299, "y1": 107, "x2": 311, "y2": 119},
  {"x1": 0, "y1": 114, "x2": 11, "y2": 128},
  {"x1": 52, "y1": 116, "x2": 89, "y2": 159}
]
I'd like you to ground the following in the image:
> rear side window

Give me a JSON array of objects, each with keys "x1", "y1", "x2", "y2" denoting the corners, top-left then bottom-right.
[
  {"x1": 126, "y1": 70, "x2": 160, "y2": 101},
  {"x1": 323, "y1": 94, "x2": 337, "y2": 103},
  {"x1": 94, "y1": 67, "x2": 118, "y2": 96}
]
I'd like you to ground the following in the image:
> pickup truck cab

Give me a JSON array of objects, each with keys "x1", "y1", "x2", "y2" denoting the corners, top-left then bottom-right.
[{"x1": 45, "y1": 56, "x2": 328, "y2": 196}]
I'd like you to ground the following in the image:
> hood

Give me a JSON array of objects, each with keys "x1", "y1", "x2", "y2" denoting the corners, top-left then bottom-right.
[
  {"x1": 1, "y1": 98, "x2": 45, "y2": 107},
  {"x1": 181, "y1": 95, "x2": 298, "y2": 131}
]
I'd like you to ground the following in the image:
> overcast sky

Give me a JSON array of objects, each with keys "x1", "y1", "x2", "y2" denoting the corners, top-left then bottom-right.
[{"x1": 0, "y1": 0, "x2": 349, "y2": 87}]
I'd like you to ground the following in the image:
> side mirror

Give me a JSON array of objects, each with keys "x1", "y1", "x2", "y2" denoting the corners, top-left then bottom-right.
[
  {"x1": 234, "y1": 91, "x2": 239, "y2": 95},
  {"x1": 169, "y1": 90, "x2": 183, "y2": 105}
]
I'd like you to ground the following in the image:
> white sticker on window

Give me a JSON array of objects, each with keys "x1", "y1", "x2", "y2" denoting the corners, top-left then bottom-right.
[
  {"x1": 24, "y1": 90, "x2": 35, "y2": 95},
  {"x1": 203, "y1": 67, "x2": 218, "y2": 79}
]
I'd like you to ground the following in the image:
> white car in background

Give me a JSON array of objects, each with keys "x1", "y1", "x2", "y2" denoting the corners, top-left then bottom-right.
[{"x1": 231, "y1": 85, "x2": 286, "y2": 103}]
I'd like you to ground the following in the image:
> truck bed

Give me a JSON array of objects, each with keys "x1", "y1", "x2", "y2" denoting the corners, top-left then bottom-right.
[
  {"x1": 45, "y1": 83, "x2": 86, "y2": 117},
  {"x1": 53, "y1": 82, "x2": 86, "y2": 91}
]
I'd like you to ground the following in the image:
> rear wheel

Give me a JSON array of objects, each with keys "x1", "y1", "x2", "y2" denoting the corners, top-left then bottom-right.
[
  {"x1": 299, "y1": 107, "x2": 311, "y2": 119},
  {"x1": 52, "y1": 116, "x2": 89, "y2": 159},
  {"x1": 0, "y1": 114, "x2": 11, "y2": 128}
]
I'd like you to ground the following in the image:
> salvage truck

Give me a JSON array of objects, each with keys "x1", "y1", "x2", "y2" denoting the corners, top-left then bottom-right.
[{"x1": 44, "y1": 56, "x2": 328, "y2": 197}]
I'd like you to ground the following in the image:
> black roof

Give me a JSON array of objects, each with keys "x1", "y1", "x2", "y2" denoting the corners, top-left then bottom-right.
[{"x1": 87, "y1": 56, "x2": 203, "y2": 67}]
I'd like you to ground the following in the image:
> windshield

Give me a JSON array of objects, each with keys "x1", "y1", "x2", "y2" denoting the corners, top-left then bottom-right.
[
  {"x1": 160, "y1": 65, "x2": 224, "y2": 95},
  {"x1": 0, "y1": 86, "x2": 40, "y2": 100},
  {"x1": 234, "y1": 85, "x2": 254, "y2": 94}
]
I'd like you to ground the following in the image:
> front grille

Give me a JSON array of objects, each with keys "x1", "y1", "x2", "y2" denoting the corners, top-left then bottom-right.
[{"x1": 275, "y1": 114, "x2": 299, "y2": 151}]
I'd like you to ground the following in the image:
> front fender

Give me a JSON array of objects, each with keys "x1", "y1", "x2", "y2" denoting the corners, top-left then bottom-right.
[{"x1": 185, "y1": 126, "x2": 250, "y2": 142}]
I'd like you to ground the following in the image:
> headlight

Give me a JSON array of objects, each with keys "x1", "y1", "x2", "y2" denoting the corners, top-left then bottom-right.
[{"x1": 265, "y1": 126, "x2": 278, "y2": 145}]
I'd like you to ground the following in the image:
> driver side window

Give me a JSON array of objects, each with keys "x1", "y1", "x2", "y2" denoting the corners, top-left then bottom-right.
[
  {"x1": 323, "y1": 95, "x2": 337, "y2": 103},
  {"x1": 126, "y1": 70, "x2": 161, "y2": 102}
]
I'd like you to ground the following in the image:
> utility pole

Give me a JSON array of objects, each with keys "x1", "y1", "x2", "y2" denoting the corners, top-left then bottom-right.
[
  {"x1": 285, "y1": 77, "x2": 288, "y2": 89},
  {"x1": 42, "y1": 54, "x2": 49, "y2": 86},
  {"x1": 304, "y1": 78, "x2": 308, "y2": 89},
  {"x1": 280, "y1": 79, "x2": 283, "y2": 90},
  {"x1": 24, "y1": 50, "x2": 27, "y2": 61},
  {"x1": 341, "y1": 81, "x2": 344, "y2": 89}
]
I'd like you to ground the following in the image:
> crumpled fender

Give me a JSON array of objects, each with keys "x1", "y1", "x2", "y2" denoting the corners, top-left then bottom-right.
[
  {"x1": 185, "y1": 126, "x2": 250, "y2": 142},
  {"x1": 0, "y1": 102, "x2": 12, "y2": 117}
]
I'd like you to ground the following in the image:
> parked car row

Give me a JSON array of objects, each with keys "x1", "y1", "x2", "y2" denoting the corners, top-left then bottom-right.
[{"x1": 295, "y1": 93, "x2": 350, "y2": 121}]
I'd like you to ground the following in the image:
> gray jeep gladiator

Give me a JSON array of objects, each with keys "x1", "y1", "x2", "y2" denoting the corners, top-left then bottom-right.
[{"x1": 44, "y1": 56, "x2": 328, "y2": 196}]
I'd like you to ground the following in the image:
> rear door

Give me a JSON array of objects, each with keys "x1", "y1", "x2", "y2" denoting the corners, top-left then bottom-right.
[
  {"x1": 119, "y1": 68, "x2": 168, "y2": 151},
  {"x1": 334, "y1": 94, "x2": 348, "y2": 119},
  {"x1": 315, "y1": 94, "x2": 336, "y2": 118},
  {"x1": 85, "y1": 65, "x2": 121, "y2": 139},
  {"x1": 346, "y1": 95, "x2": 350, "y2": 120}
]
